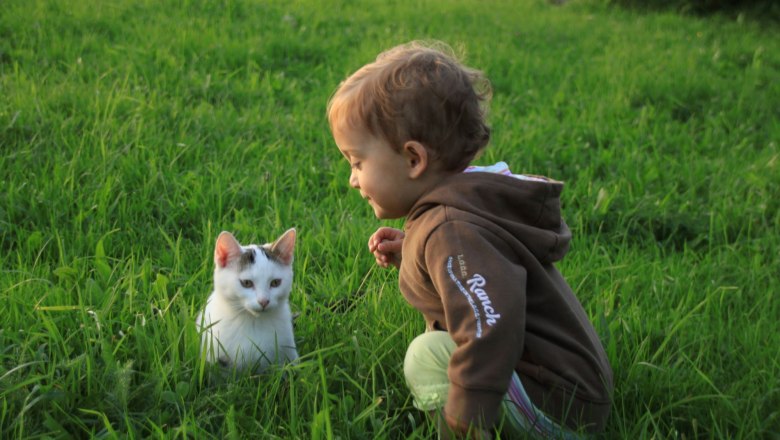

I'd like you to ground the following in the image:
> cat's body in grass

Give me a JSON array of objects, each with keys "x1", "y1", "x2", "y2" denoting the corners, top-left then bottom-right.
[{"x1": 197, "y1": 229, "x2": 299, "y2": 372}]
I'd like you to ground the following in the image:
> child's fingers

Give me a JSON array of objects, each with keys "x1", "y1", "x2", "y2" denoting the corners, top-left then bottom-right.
[
  {"x1": 377, "y1": 239, "x2": 402, "y2": 254},
  {"x1": 368, "y1": 231, "x2": 386, "y2": 252},
  {"x1": 372, "y1": 227, "x2": 403, "y2": 244},
  {"x1": 373, "y1": 250, "x2": 388, "y2": 262},
  {"x1": 374, "y1": 249, "x2": 397, "y2": 268},
  {"x1": 369, "y1": 229, "x2": 400, "y2": 251},
  {"x1": 368, "y1": 228, "x2": 403, "y2": 269}
]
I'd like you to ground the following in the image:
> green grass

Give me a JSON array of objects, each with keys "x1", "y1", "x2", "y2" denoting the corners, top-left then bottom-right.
[{"x1": 1, "y1": 0, "x2": 778, "y2": 438}]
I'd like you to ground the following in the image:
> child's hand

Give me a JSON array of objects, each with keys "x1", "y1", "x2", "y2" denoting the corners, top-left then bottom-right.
[{"x1": 368, "y1": 227, "x2": 404, "y2": 269}]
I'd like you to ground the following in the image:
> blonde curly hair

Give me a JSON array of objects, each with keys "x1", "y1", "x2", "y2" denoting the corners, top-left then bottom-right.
[{"x1": 328, "y1": 41, "x2": 493, "y2": 172}]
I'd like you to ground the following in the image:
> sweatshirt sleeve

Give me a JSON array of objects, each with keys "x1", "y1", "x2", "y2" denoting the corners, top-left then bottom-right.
[{"x1": 424, "y1": 221, "x2": 528, "y2": 432}]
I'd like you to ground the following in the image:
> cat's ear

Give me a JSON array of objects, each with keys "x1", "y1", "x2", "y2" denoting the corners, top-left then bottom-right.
[
  {"x1": 215, "y1": 231, "x2": 242, "y2": 268},
  {"x1": 270, "y1": 228, "x2": 296, "y2": 266}
]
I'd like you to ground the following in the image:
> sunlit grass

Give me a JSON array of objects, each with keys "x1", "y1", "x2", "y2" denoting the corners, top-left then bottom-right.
[{"x1": 1, "y1": 0, "x2": 778, "y2": 438}]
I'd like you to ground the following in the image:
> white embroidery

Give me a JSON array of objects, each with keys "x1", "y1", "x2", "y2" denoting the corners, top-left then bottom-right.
[
  {"x1": 465, "y1": 274, "x2": 501, "y2": 326},
  {"x1": 446, "y1": 256, "x2": 483, "y2": 338}
]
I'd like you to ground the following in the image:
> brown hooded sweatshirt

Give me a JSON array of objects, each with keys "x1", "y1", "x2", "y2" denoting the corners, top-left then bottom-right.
[{"x1": 399, "y1": 171, "x2": 613, "y2": 434}]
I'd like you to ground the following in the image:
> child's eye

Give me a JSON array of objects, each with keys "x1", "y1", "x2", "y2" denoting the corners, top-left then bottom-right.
[
  {"x1": 270, "y1": 279, "x2": 281, "y2": 288},
  {"x1": 240, "y1": 279, "x2": 254, "y2": 288},
  {"x1": 350, "y1": 161, "x2": 361, "y2": 170}
]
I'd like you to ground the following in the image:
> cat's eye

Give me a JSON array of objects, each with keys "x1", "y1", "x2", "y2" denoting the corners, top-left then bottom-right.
[
  {"x1": 270, "y1": 279, "x2": 281, "y2": 288},
  {"x1": 240, "y1": 279, "x2": 254, "y2": 289}
]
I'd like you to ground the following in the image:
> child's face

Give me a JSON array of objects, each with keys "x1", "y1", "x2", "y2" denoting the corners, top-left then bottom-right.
[{"x1": 333, "y1": 124, "x2": 421, "y2": 219}]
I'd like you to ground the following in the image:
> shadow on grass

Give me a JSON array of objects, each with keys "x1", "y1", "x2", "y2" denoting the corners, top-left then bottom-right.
[{"x1": 603, "y1": 0, "x2": 780, "y2": 23}]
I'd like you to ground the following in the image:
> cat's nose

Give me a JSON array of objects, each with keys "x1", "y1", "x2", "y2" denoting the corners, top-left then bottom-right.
[{"x1": 258, "y1": 298, "x2": 270, "y2": 309}]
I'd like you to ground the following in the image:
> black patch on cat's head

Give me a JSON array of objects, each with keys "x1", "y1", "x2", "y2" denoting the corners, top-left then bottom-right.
[
  {"x1": 260, "y1": 246, "x2": 282, "y2": 264},
  {"x1": 239, "y1": 248, "x2": 256, "y2": 271}
]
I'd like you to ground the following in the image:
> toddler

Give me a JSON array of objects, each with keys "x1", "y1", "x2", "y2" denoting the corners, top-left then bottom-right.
[{"x1": 327, "y1": 41, "x2": 613, "y2": 438}]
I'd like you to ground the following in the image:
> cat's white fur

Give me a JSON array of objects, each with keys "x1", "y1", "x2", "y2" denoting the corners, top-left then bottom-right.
[{"x1": 197, "y1": 228, "x2": 299, "y2": 372}]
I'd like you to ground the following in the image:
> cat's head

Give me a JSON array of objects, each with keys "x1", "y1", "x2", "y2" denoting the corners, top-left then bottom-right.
[{"x1": 212, "y1": 228, "x2": 296, "y2": 315}]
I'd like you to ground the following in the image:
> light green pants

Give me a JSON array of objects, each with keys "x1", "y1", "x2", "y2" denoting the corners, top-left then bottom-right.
[{"x1": 403, "y1": 331, "x2": 583, "y2": 439}]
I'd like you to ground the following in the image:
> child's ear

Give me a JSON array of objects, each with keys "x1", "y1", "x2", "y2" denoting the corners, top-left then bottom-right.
[{"x1": 402, "y1": 141, "x2": 428, "y2": 179}]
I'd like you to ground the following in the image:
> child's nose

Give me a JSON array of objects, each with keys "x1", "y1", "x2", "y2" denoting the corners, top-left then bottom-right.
[{"x1": 349, "y1": 171, "x2": 359, "y2": 188}]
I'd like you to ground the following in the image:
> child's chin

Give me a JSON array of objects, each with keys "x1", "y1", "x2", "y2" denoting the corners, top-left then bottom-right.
[
  {"x1": 370, "y1": 205, "x2": 388, "y2": 219},
  {"x1": 373, "y1": 209, "x2": 400, "y2": 220}
]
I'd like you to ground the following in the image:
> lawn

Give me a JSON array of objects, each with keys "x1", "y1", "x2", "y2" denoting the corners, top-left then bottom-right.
[{"x1": 1, "y1": 0, "x2": 778, "y2": 438}]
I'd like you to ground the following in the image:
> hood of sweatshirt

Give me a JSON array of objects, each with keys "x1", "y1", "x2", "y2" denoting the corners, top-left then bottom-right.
[{"x1": 406, "y1": 172, "x2": 571, "y2": 264}]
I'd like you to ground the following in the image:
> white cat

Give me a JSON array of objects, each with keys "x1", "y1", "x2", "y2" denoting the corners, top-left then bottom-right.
[{"x1": 197, "y1": 228, "x2": 299, "y2": 372}]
